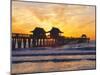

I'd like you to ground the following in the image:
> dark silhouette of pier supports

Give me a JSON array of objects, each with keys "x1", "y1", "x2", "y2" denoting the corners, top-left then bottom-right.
[
  {"x1": 12, "y1": 38, "x2": 16, "y2": 49},
  {"x1": 12, "y1": 28, "x2": 90, "y2": 49},
  {"x1": 17, "y1": 38, "x2": 22, "y2": 48},
  {"x1": 28, "y1": 38, "x2": 31, "y2": 48}
]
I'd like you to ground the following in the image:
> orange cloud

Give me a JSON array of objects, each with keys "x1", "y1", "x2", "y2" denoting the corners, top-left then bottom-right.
[{"x1": 12, "y1": 1, "x2": 96, "y2": 40}]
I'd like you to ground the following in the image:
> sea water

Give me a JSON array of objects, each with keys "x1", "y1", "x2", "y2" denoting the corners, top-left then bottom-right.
[{"x1": 11, "y1": 41, "x2": 96, "y2": 74}]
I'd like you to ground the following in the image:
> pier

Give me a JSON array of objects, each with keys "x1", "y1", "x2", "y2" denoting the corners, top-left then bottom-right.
[{"x1": 12, "y1": 27, "x2": 90, "y2": 49}]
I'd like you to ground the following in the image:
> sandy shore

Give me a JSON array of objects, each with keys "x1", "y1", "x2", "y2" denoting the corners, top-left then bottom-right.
[{"x1": 12, "y1": 60, "x2": 96, "y2": 74}]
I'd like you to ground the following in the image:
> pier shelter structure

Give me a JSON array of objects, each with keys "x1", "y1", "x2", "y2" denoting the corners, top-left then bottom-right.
[{"x1": 12, "y1": 27, "x2": 90, "y2": 49}]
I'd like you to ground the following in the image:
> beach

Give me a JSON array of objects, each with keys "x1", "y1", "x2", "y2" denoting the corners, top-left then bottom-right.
[{"x1": 11, "y1": 42, "x2": 96, "y2": 74}]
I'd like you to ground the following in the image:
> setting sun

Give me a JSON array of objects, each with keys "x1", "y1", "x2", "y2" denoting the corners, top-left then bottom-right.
[{"x1": 12, "y1": 1, "x2": 96, "y2": 40}]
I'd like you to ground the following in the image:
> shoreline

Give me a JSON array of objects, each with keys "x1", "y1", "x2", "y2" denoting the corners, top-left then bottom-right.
[{"x1": 12, "y1": 60, "x2": 96, "y2": 74}]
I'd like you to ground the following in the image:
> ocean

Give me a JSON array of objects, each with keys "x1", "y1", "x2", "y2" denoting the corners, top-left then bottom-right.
[{"x1": 11, "y1": 41, "x2": 96, "y2": 74}]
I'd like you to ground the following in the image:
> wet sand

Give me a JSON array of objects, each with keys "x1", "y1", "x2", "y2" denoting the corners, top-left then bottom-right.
[{"x1": 12, "y1": 60, "x2": 96, "y2": 74}]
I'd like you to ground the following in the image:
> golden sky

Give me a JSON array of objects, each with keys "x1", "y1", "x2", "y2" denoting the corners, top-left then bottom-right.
[{"x1": 12, "y1": 1, "x2": 96, "y2": 40}]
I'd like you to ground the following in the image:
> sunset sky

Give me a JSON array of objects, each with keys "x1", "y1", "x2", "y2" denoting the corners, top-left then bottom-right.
[{"x1": 12, "y1": 1, "x2": 96, "y2": 40}]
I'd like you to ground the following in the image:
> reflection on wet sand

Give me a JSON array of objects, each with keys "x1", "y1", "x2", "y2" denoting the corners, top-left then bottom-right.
[{"x1": 12, "y1": 60, "x2": 96, "y2": 74}]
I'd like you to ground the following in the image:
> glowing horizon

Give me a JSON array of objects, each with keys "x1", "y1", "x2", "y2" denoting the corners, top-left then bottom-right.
[{"x1": 12, "y1": 1, "x2": 96, "y2": 40}]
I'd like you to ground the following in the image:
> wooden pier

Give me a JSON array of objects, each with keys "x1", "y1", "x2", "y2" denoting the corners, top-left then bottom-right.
[
  {"x1": 12, "y1": 27, "x2": 90, "y2": 49},
  {"x1": 12, "y1": 33, "x2": 57, "y2": 49}
]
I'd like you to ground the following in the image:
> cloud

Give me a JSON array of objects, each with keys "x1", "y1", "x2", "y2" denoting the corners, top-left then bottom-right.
[{"x1": 12, "y1": 1, "x2": 96, "y2": 40}]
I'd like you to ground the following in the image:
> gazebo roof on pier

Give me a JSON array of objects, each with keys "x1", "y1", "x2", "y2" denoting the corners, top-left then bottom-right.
[
  {"x1": 81, "y1": 34, "x2": 87, "y2": 38},
  {"x1": 31, "y1": 27, "x2": 46, "y2": 33},
  {"x1": 47, "y1": 27, "x2": 63, "y2": 33},
  {"x1": 30, "y1": 27, "x2": 46, "y2": 38}
]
